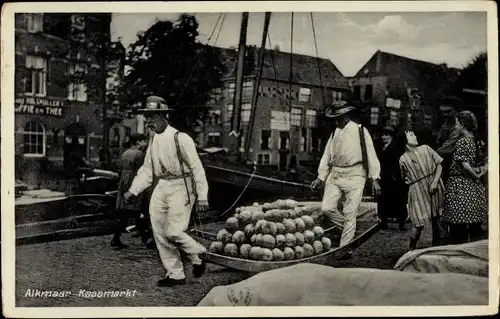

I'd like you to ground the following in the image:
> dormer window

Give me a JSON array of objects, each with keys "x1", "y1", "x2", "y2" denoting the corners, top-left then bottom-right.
[{"x1": 26, "y1": 14, "x2": 43, "y2": 33}]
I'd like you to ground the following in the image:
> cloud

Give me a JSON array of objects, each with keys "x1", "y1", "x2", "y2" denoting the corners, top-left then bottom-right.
[
  {"x1": 338, "y1": 13, "x2": 420, "y2": 43},
  {"x1": 365, "y1": 15, "x2": 420, "y2": 41}
]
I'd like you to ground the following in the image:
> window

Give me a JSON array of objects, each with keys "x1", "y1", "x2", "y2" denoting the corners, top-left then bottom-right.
[
  {"x1": 280, "y1": 131, "x2": 290, "y2": 150},
  {"x1": 299, "y1": 87, "x2": 311, "y2": 103},
  {"x1": 261, "y1": 130, "x2": 271, "y2": 150},
  {"x1": 239, "y1": 135, "x2": 246, "y2": 152},
  {"x1": 353, "y1": 85, "x2": 361, "y2": 100},
  {"x1": 25, "y1": 56, "x2": 47, "y2": 96},
  {"x1": 26, "y1": 14, "x2": 43, "y2": 33},
  {"x1": 390, "y1": 110, "x2": 399, "y2": 126},
  {"x1": 386, "y1": 98, "x2": 401, "y2": 109},
  {"x1": 207, "y1": 132, "x2": 221, "y2": 147},
  {"x1": 370, "y1": 107, "x2": 379, "y2": 125},
  {"x1": 364, "y1": 85, "x2": 373, "y2": 100},
  {"x1": 227, "y1": 82, "x2": 236, "y2": 100},
  {"x1": 207, "y1": 109, "x2": 221, "y2": 125},
  {"x1": 257, "y1": 153, "x2": 271, "y2": 165},
  {"x1": 332, "y1": 91, "x2": 343, "y2": 101},
  {"x1": 70, "y1": 63, "x2": 87, "y2": 77},
  {"x1": 241, "y1": 103, "x2": 251, "y2": 123},
  {"x1": 23, "y1": 121, "x2": 46, "y2": 157},
  {"x1": 226, "y1": 104, "x2": 234, "y2": 124},
  {"x1": 291, "y1": 108, "x2": 302, "y2": 126},
  {"x1": 208, "y1": 88, "x2": 223, "y2": 104},
  {"x1": 70, "y1": 14, "x2": 86, "y2": 31},
  {"x1": 68, "y1": 82, "x2": 88, "y2": 102},
  {"x1": 306, "y1": 109, "x2": 317, "y2": 127},
  {"x1": 311, "y1": 128, "x2": 320, "y2": 150},
  {"x1": 213, "y1": 109, "x2": 221, "y2": 125},
  {"x1": 300, "y1": 128, "x2": 307, "y2": 152},
  {"x1": 243, "y1": 81, "x2": 253, "y2": 101}
]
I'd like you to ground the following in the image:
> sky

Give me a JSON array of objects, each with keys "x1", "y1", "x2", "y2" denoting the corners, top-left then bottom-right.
[{"x1": 111, "y1": 12, "x2": 487, "y2": 76}]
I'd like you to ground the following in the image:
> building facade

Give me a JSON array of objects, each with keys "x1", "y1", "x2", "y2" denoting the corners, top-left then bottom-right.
[
  {"x1": 198, "y1": 46, "x2": 349, "y2": 169},
  {"x1": 14, "y1": 13, "x2": 119, "y2": 180},
  {"x1": 349, "y1": 50, "x2": 460, "y2": 140}
]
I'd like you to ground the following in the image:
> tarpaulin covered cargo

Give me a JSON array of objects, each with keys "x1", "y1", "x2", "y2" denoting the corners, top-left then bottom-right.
[
  {"x1": 197, "y1": 263, "x2": 488, "y2": 306},
  {"x1": 394, "y1": 240, "x2": 488, "y2": 278}
]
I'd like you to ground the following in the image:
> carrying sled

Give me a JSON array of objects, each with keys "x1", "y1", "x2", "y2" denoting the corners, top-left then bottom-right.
[{"x1": 189, "y1": 201, "x2": 381, "y2": 273}]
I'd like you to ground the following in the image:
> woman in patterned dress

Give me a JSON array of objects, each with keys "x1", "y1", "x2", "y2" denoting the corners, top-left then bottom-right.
[
  {"x1": 442, "y1": 111, "x2": 488, "y2": 244},
  {"x1": 399, "y1": 131, "x2": 445, "y2": 250}
]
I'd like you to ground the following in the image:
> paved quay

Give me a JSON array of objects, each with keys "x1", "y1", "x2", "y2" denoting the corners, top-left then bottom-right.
[{"x1": 15, "y1": 222, "x2": 433, "y2": 307}]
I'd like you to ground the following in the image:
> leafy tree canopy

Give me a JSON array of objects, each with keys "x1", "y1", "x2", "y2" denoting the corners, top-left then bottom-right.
[
  {"x1": 119, "y1": 14, "x2": 227, "y2": 136},
  {"x1": 455, "y1": 52, "x2": 487, "y2": 91},
  {"x1": 451, "y1": 52, "x2": 487, "y2": 106}
]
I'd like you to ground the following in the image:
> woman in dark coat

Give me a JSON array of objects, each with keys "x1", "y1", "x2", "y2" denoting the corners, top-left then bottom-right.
[{"x1": 376, "y1": 126, "x2": 408, "y2": 230}]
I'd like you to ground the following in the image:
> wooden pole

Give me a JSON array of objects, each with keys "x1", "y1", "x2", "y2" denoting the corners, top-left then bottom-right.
[
  {"x1": 230, "y1": 12, "x2": 249, "y2": 160},
  {"x1": 244, "y1": 12, "x2": 272, "y2": 161}
]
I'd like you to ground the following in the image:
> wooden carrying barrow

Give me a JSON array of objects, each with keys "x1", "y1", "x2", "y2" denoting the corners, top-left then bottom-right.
[{"x1": 189, "y1": 201, "x2": 381, "y2": 273}]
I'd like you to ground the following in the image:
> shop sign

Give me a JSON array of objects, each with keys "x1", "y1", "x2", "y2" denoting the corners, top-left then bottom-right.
[{"x1": 15, "y1": 97, "x2": 64, "y2": 117}]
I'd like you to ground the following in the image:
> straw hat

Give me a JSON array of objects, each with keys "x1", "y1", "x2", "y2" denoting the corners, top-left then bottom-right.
[
  {"x1": 136, "y1": 96, "x2": 173, "y2": 113},
  {"x1": 324, "y1": 100, "x2": 356, "y2": 118}
]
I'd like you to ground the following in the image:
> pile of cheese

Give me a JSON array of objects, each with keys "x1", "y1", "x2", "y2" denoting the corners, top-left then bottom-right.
[{"x1": 209, "y1": 199, "x2": 331, "y2": 261}]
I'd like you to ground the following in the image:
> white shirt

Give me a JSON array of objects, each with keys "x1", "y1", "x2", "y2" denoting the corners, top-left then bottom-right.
[
  {"x1": 129, "y1": 125, "x2": 209, "y2": 201},
  {"x1": 317, "y1": 121, "x2": 381, "y2": 181}
]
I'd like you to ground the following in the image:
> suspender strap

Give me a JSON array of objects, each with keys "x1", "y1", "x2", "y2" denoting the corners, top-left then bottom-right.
[
  {"x1": 358, "y1": 124, "x2": 370, "y2": 178},
  {"x1": 174, "y1": 131, "x2": 197, "y2": 205}
]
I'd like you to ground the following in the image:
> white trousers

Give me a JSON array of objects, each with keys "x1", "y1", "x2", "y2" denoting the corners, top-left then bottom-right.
[
  {"x1": 321, "y1": 171, "x2": 366, "y2": 247},
  {"x1": 149, "y1": 178, "x2": 206, "y2": 280}
]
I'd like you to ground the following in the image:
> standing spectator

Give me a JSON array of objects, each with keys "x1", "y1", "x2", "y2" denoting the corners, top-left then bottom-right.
[
  {"x1": 399, "y1": 131, "x2": 445, "y2": 250},
  {"x1": 442, "y1": 111, "x2": 488, "y2": 244},
  {"x1": 111, "y1": 133, "x2": 150, "y2": 249},
  {"x1": 436, "y1": 100, "x2": 463, "y2": 184},
  {"x1": 376, "y1": 126, "x2": 408, "y2": 230}
]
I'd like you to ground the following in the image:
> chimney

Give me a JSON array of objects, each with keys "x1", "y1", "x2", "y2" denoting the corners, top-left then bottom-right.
[
  {"x1": 375, "y1": 50, "x2": 381, "y2": 73},
  {"x1": 274, "y1": 45, "x2": 280, "y2": 52}
]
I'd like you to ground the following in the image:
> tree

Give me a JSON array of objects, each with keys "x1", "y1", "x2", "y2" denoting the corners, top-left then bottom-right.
[
  {"x1": 120, "y1": 14, "x2": 227, "y2": 136},
  {"x1": 454, "y1": 52, "x2": 487, "y2": 93}
]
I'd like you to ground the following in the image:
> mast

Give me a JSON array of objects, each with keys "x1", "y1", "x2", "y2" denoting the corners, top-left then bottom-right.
[
  {"x1": 229, "y1": 12, "x2": 249, "y2": 159},
  {"x1": 244, "y1": 12, "x2": 272, "y2": 161}
]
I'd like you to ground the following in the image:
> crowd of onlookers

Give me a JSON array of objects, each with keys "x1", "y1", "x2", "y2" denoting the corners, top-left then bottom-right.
[{"x1": 375, "y1": 101, "x2": 488, "y2": 248}]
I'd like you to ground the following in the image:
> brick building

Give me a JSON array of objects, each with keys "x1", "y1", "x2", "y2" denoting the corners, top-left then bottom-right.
[
  {"x1": 199, "y1": 45, "x2": 349, "y2": 169},
  {"x1": 349, "y1": 50, "x2": 460, "y2": 140},
  {"x1": 14, "y1": 13, "x2": 122, "y2": 182}
]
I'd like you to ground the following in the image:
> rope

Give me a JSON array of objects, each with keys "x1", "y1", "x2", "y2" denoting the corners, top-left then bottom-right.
[
  {"x1": 266, "y1": 33, "x2": 284, "y2": 110},
  {"x1": 195, "y1": 163, "x2": 258, "y2": 224},
  {"x1": 177, "y1": 13, "x2": 226, "y2": 104},
  {"x1": 310, "y1": 12, "x2": 326, "y2": 107}
]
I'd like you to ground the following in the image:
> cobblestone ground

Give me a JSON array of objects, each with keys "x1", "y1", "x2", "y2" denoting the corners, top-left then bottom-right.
[{"x1": 15, "y1": 221, "x2": 433, "y2": 307}]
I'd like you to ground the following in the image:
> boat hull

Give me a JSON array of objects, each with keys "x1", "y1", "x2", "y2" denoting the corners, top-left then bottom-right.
[{"x1": 204, "y1": 164, "x2": 319, "y2": 201}]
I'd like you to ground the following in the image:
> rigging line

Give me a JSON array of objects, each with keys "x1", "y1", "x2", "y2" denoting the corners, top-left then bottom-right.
[
  {"x1": 267, "y1": 32, "x2": 284, "y2": 110},
  {"x1": 310, "y1": 12, "x2": 326, "y2": 107},
  {"x1": 195, "y1": 164, "x2": 258, "y2": 223},
  {"x1": 213, "y1": 13, "x2": 227, "y2": 48},
  {"x1": 177, "y1": 12, "x2": 225, "y2": 104}
]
